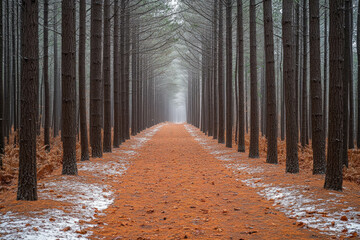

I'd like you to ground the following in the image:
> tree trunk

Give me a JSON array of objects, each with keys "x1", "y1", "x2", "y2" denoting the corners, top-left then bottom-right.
[
  {"x1": 282, "y1": 0, "x2": 299, "y2": 173},
  {"x1": 124, "y1": 4, "x2": 131, "y2": 140},
  {"x1": 357, "y1": 0, "x2": 360, "y2": 149},
  {"x1": 61, "y1": 0, "x2": 78, "y2": 175},
  {"x1": 131, "y1": 22, "x2": 138, "y2": 136},
  {"x1": 90, "y1": 0, "x2": 103, "y2": 158},
  {"x1": 324, "y1": 0, "x2": 328, "y2": 140},
  {"x1": 225, "y1": 0, "x2": 232, "y2": 148},
  {"x1": 295, "y1": 2, "x2": 300, "y2": 140},
  {"x1": 324, "y1": 0, "x2": 344, "y2": 191},
  {"x1": 218, "y1": 1, "x2": 224, "y2": 144},
  {"x1": 53, "y1": 2, "x2": 60, "y2": 138},
  {"x1": 12, "y1": 0, "x2": 17, "y2": 144},
  {"x1": 79, "y1": 0, "x2": 89, "y2": 161},
  {"x1": 113, "y1": 0, "x2": 120, "y2": 145},
  {"x1": 103, "y1": 0, "x2": 111, "y2": 153},
  {"x1": 43, "y1": 0, "x2": 50, "y2": 151},
  {"x1": 17, "y1": 0, "x2": 39, "y2": 201},
  {"x1": 309, "y1": 0, "x2": 325, "y2": 174},
  {"x1": 348, "y1": 0, "x2": 354, "y2": 149},
  {"x1": 213, "y1": 0, "x2": 218, "y2": 140},
  {"x1": 343, "y1": 0, "x2": 351, "y2": 167},
  {"x1": 301, "y1": 0, "x2": 308, "y2": 147},
  {"x1": 263, "y1": 0, "x2": 277, "y2": 164},
  {"x1": 249, "y1": 0, "x2": 259, "y2": 158},
  {"x1": 0, "y1": 0, "x2": 4, "y2": 169}
]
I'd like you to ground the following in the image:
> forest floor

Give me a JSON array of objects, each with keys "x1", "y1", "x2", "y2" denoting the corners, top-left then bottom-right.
[{"x1": 0, "y1": 123, "x2": 359, "y2": 239}]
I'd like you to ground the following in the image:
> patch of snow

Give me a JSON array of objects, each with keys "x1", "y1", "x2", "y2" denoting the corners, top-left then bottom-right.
[
  {"x1": 257, "y1": 185, "x2": 360, "y2": 237},
  {"x1": 186, "y1": 123, "x2": 360, "y2": 237},
  {"x1": 0, "y1": 178, "x2": 113, "y2": 240},
  {"x1": 0, "y1": 124, "x2": 165, "y2": 240},
  {"x1": 78, "y1": 160, "x2": 129, "y2": 177},
  {"x1": 226, "y1": 163, "x2": 264, "y2": 174},
  {"x1": 130, "y1": 124, "x2": 164, "y2": 149},
  {"x1": 0, "y1": 209, "x2": 90, "y2": 240}
]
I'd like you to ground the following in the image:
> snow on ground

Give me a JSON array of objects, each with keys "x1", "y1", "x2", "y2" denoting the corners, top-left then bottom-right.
[
  {"x1": 185, "y1": 124, "x2": 360, "y2": 238},
  {"x1": 130, "y1": 124, "x2": 164, "y2": 149},
  {"x1": 0, "y1": 124, "x2": 165, "y2": 240}
]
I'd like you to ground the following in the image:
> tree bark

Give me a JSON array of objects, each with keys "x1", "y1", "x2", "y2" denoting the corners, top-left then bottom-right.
[
  {"x1": 348, "y1": 0, "x2": 354, "y2": 149},
  {"x1": 225, "y1": 0, "x2": 232, "y2": 148},
  {"x1": 213, "y1": 0, "x2": 218, "y2": 140},
  {"x1": 237, "y1": 0, "x2": 245, "y2": 152},
  {"x1": 309, "y1": 0, "x2": 325, "y2": 174},
  {"x1": 0, "y1": 0, "x2": 4, "y2": 169},
  {"x1": 17, "y1": 0, "x2": 39, "y2": 201},
  {"x1": 53, "y1": 2, "x2": 60, "y2": 138},
  {"x1": 61, "y1": 0, "x2": 78, "y2": 175},
  {"x1": 43, "y1": 0, "x2": 50, "y2": 151},
  {"x1": 79, "y1": 0, "x2": 89, "y2": 161},
  {"x1": 282, "y1": 0, "x2": 299, "y2": 173},
  {"x1": 249, "y1": 0, "x2": 259, "y2": 158},
  {"x1": 343, "y1": 0, "x2": 350, "y2": 167},
  {"x1": 103, "y1": 0, "x2": 112, "y2": 153},
  {"x1": 324, "y1": 0, "x2": 344, "y2": 191},
  {"x1": 263, "y1": 0, "x2": 277, "y2": 164},
  {"x1": 301, "y1": 0, "x2": 308, "y2": 147},
  {"x1": 113, "y1": 0, "x2": 120, "y2": 146},
  {"x1": 90, "y1": 0, "x2": 103, "y2": 158},
  {"x1": 323, "y1": 0, "x2": 328, "y2": 140},
  {"x1": 218, "y1": 1, "x2": 224, "y2": 144},
  {"x1": 357, "y1": 0, "x2": 360, "y2": 149}
]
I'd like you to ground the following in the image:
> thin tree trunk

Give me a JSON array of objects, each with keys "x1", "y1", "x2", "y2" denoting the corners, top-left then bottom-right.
[
  {"x1": 348, "y1": 0, "x2": 355, "y2": 149},
  {"x1": 357, "y1": 0, "x2": 360, "y2": 149},
  {"x1": 324, "y1": 0, "x2": 344, "y2": 191},
  {"x1": 283, "y1": 0, "x2": 299, "y2": 173},
  {"x1": 103, "y1": 0, "x2": 111, "y2": 153},
  {"x1": 249, "y1": 0, "x2": 259, "y2": 158},
  {"x1": 225, "y1": 0, "x2": 232, "y2": 148},
  {"x1": 218, "y1": 1, "x2": 224, "y2": 144},
  {"x1": 124, "y1": 4, "x2": 130, "y2": 140},
  {"x1": 17, "y1": 0, "x2": 39, "y2": 201},
  {"x1": 213, "y1": 0, "x2": 218, "y2": 140},
  {"x1": 263, "y1": 0, "x2": 277, "y2": 164},
  {"x1": 295, "y1": 2, "x2": 300, "y2": 140},
  {"x1": 61, "y1": 0, "x2": 78, "y2": 175},
  {"x1": 301, "y1": 0, "x2": 308, "y2": 147},
  {"x1": 43, "y1": 0, "x2": 50, "y2": 151},
  {"x1": 79, "y1": 0, "x2": 89, "y2": 161},
  {"x1": 90, "y1": 0, "x2": 103, "y2": 158},
  {"x1": 237, "y1": 0, "x2": 245, "y2": 152},
  {"x1": 0, "y1": 0, "x2": 4, "y2": 169},
  {"x1": 343, "y1": 0, "x2": 351, "y2": 167},
  {"x1": 12, "y1": 0, "x2": 17, "y2": 144},
  {"x1": 324, "y1": 0, "x2": 328, "y2": 140},
  {"x1": 309, "y1": 0, "x2": 325, "y2": 174},
  {"x1": 53, "y1": 3, "x2": 60, "y2": 137}
]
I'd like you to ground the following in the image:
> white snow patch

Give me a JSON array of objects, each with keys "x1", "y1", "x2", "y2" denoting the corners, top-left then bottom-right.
[
  {"x1": 257, "y1": 185, "x2": 360, "y2": 236},
  {"x1": 0, "y1": 209, "x2": 90, "y2": 240},
  {"x1": 227, "y1": 163, "x2": 264, "y2": 174},
  {"x1": 0, "y1": 124, "x2": 166, "y2": 239},
  {"x1": 130, "y1": 124, "x2": 164, "y2": 149},
  {"x1": 78, "y1": 160, "x2": 129, "y2": 177},
  {"x1": 185, "y1": 123, "x2": 360, "y2": 237},
  {"x1": 0, "y1": 178, "x2": 113, "y2": 239}
]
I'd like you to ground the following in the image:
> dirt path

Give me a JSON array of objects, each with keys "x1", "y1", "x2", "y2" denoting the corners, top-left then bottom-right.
[{"x1": 89, "y1": 124, "x2": 324, "y2": 239}]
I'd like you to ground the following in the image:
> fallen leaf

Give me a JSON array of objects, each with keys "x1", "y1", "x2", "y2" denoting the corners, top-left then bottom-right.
[{"x1": 63, "y1": 226, "x2": 71, "y2": 232}]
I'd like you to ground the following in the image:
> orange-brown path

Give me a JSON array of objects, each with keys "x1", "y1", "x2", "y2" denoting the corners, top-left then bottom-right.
[{"x1": 89, "y1": 123, "x2": 324, "y2": 240}]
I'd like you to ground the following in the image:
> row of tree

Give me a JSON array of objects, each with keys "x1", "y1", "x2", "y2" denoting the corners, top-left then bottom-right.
[
  {"x1": 0, "y1": 0, "x2": 179, "y2": 201},
  {"x1": 183, "y1": 0, "x2": 358, "y2": 191}
]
